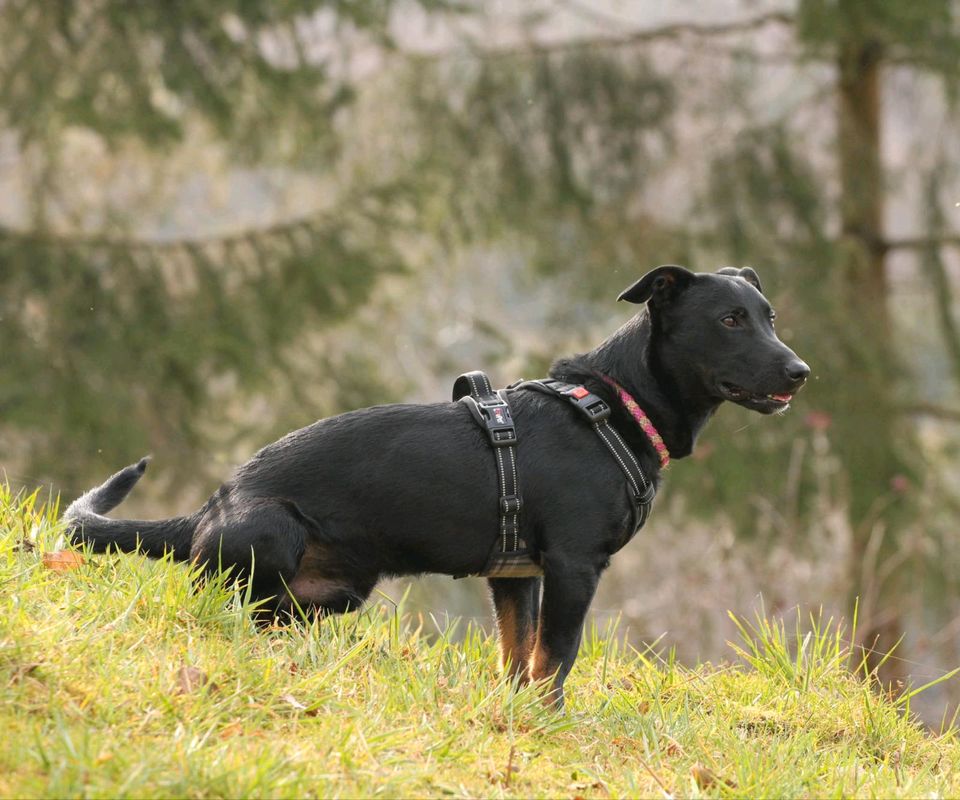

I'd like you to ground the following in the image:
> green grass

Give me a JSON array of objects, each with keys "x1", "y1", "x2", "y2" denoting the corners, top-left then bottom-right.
[{"x1": 2, "y1": 482, "x2": 960, "y2": 799}]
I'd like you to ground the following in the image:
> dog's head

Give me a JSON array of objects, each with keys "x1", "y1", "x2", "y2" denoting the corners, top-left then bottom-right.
[{"x1": 618, "y1": 265, "x2": 809, "y2": 414}]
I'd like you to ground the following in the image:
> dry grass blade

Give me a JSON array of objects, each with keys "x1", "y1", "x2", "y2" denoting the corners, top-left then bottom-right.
[
  {"x1": 280, "y1": 693, "x2": 319, "y2": 716},
  {"x1": 10, "y1": 662, "x2": 41, "y2": 683}
]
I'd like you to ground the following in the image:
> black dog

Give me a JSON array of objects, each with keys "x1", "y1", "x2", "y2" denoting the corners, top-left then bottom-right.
[{"x1": 66, "y1": 265, "x2": 808, "y2": 706}]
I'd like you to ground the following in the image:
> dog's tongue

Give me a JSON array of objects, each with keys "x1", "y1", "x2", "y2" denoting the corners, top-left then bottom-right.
[{"x1": 771, "y1": 393, "x2": 793, "y2": 403}]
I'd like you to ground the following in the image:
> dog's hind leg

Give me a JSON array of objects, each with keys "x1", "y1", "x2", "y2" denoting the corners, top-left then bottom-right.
[
  {"x1": 191, "y1": 501, "x2": 307, "y2": 618},
  {"x1": 488, "y1": 577, "x2": 541, "y2": 683},
  {"x1": 285, "y1": 537, "x2": 379, "y2": 618},
  {"x1": 286, "y1": 571, "x2": 377, "y2": 617}
]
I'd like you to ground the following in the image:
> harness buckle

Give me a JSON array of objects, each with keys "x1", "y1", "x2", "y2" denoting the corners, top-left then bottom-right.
[
  {"x1": 500, "y1": 494, "x2": 522, "y2": 515},
  {"x1": 479, "y1": 398, "x2": 518, "y2": 446},
  {"x1": 561, "y1": 386, "x2": 611, "y2": 422},
  {"x1": 476, "y1": 395, "x2": 508, "y2": 410},
  {"x1": 582, "y1": 399, "x2": 611, "y2": 421}
]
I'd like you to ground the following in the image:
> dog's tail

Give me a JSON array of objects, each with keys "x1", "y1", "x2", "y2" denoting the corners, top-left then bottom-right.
[{"x1": 64, "y1": 458, "x2": 195, "y2": 561}]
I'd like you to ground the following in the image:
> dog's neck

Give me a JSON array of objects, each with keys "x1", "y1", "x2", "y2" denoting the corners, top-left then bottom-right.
[{"x1": 549, "y1": 312, "x2": 721, "y2": 460}]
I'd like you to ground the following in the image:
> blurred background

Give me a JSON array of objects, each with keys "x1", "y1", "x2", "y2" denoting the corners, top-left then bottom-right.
[{"x1": 2, "y1": 0, "x2": 959, "y2": 721}]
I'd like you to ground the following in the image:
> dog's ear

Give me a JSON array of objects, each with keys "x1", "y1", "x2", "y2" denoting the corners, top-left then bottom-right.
[
  {"x1": 717, "y1": 266, "x2": 763, "y2": 294},
  {"x1": 618, "y1": 265, "x2": 695, "y2": 306}
]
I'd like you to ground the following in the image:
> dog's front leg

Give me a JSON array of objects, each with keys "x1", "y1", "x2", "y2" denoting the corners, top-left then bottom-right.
[
  {"x1": 488, "y1": 577, "x2": 541, "y2": 682},
  {"x1": 529, "y1": 557, "x2": 602, "y2": 708}
]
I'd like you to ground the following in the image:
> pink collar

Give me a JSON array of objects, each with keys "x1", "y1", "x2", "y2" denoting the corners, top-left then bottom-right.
[{"x1": 599, "y1": 375, "x2": 670, "y2": 469}]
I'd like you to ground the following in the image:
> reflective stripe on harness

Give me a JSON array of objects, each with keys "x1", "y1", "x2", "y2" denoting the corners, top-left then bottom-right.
[
  {"x1": 453, "y1": 371, "x2": 539, "y2": 578},
  {"x1": 452, "y1": 372, "x2": 657, "y2": 579},
  {"x1": 518, "y1": 379, "x2": 656, "y2": 543}
]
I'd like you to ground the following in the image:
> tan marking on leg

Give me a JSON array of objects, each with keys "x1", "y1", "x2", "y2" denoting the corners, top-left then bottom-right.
[
  {"x1": 530, "y1": 640, "x2": 556, "y2": 682},
  {"x1": 497, "y1": 603, "x2": 528, "y2": 681},
  {"x1": 287, "y1": 573, "x2": 354, "y2": 606},
  {"x1": 286, "y1": 539, "x2": 351, "y2": 607},
  {"x1": 496, "y1": 596, "x2": 538, "y2": 682},
  {"x1": 530, "y1": 640, "x2": 563, "y2": 706}
]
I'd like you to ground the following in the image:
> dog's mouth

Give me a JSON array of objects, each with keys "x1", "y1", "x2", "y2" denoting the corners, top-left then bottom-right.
[{"x1": 718, "y1": 381, "x2": 794, "y2": 412}]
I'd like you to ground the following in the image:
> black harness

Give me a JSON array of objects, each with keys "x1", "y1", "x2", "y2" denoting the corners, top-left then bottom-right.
[{"x1": 453, "y1": 371, "x2": 657, "y2": 578}]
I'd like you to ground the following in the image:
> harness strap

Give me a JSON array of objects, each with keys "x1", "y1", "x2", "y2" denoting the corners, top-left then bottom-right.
[
  {"x1": 452, "y1": 371, "x2": 524, "y2": 555},
  {"x1": 517, "y1": 379, "x2": 656, "y2": 539}
]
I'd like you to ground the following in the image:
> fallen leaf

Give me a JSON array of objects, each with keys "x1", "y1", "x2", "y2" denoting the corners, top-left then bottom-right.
[
  {"x1": 176, "y1": 664, "x2": 211, "y2": 694},
  {"x1": 691, "y1": 763, "x2": 736, "y2": 790},
  {"x1": 42, "y1": 551, "x2": 84, "y2": 571},
  {"x1": 219, "y1": 722, "x2": 244, "y2": 740},
  {"x1": 664, "y1": 736, "x2": 685, "y2": 757}
]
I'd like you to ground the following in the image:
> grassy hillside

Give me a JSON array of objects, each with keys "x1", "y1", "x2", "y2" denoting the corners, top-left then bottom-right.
[{"x1": 2, "y1": 482, "x2": 959, "y2": 799}]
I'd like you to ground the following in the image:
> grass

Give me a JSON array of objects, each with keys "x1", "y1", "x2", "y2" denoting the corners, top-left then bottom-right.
[{"x1": 2, "y1": 481, "x2": 960, "y2": 798}]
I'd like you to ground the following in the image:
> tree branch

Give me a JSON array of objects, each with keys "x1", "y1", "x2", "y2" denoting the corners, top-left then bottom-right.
[
  {"x1": 884, "y1": 234, "x2": 960, "y2": 251},
  {"x1": 899, "y1": 403, "x2": 960, "y2": 424},
  {"x1": 0, "y1": 215, "x2": 332, "y2": 254},
  {"x1": 406, "y1": 11, "x2": 795, "y2": 62},
  {"x1": 0, "y1": 179, "x2": 409, "y2": 254}
]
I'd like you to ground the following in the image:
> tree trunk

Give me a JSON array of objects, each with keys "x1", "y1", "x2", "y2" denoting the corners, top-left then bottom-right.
[{"x1": 836, "y1": 26, "x2": 907, "y2": 689}]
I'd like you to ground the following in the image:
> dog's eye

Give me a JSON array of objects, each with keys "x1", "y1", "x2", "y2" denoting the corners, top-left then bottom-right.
[
  {"x1": 768, "y1": 310, "x2": 777, "y2": 325},
  {"x1": 721, "y1": 315, "x2": 739, "y2": 328}
]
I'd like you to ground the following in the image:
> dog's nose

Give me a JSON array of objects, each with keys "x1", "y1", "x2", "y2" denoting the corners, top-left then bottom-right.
[{"x1": 785, "y1": 359, "x2": 810, "y2": 384}]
